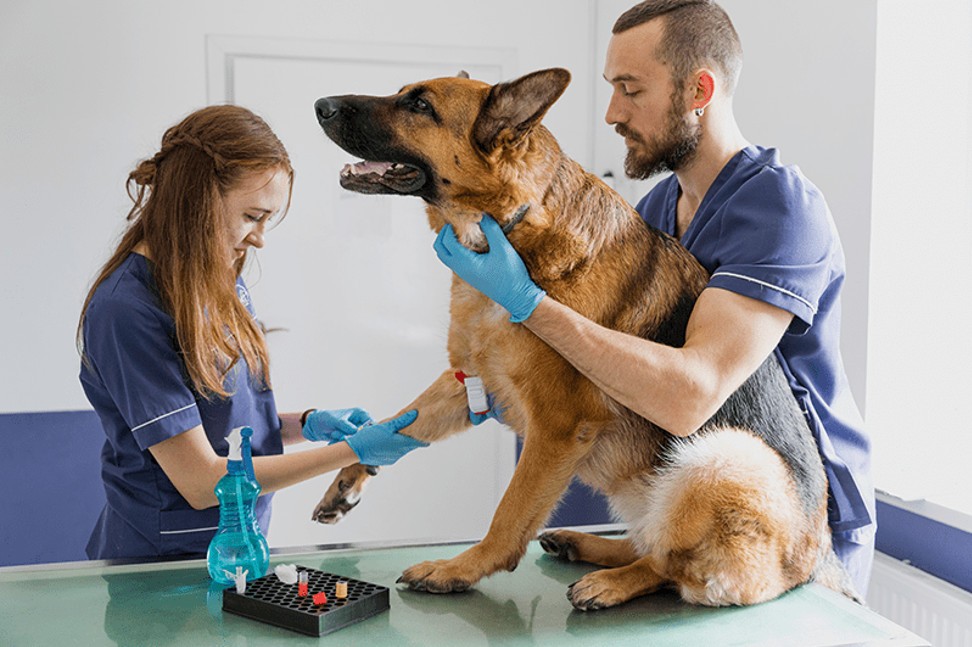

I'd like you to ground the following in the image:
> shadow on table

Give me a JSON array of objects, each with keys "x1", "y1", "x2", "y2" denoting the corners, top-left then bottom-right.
[{"x1": 396, "y1": 587, "x2": 545, "y2": 640}]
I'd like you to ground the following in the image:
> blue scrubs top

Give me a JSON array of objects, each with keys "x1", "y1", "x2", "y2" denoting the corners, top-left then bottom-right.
[
  {"x1": 635, "y1": 146, "x2": 874, "y2": 537},
  {"x1": 80, "y1": 253, "x2": 282, "y2": 560}
]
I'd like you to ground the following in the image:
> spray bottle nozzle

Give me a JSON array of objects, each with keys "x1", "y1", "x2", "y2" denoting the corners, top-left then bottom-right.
[
  {"x1": 225, "y1": 427, "x2": 256, "y2": 481},
  {"x1": 226, "y1": 427, "x2": 244, "y2": 461}
]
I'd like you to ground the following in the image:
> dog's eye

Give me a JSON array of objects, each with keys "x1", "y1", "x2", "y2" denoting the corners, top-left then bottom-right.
[{"x1": 412, "y1": 97, "x2": 432, "y2": 113}]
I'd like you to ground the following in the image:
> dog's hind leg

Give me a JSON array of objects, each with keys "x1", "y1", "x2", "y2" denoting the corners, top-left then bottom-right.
[
  {"x1": 633, "y1": 428, "x2": 817, "y2": 607},
  {"x1": 538, "y1": 530, "x2": 639, "y2": 568},
  {"x1": 567, "y1": 555, "x2": 667, "y2": 610},
  {"x1": 312, "y1": 368, "x2": 474, "y2": 524}
]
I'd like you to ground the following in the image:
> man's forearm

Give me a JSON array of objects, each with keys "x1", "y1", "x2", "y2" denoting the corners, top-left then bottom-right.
[{"x1": 522, "y1": 297, "x2": 714, "y2": 436}]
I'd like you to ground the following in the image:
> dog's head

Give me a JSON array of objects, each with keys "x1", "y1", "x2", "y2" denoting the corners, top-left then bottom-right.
[{"x1": 315, "y1": 68, "x2": 571, "y2": 241}]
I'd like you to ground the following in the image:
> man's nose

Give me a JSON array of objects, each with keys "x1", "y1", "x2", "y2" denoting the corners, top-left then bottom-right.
[{"x1": 605, "y1": 91, "x2": 623, "y2": 126}]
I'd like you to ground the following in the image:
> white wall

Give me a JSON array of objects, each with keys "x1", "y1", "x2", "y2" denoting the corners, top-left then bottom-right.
[
  {"x1": 1, "y1": 0, "x2": 879, "y2": 554},
  {"x1": 868, "y1": 0, "x2": 972, "y2": 514}
]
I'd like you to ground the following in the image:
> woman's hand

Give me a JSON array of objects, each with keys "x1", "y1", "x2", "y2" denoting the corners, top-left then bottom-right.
[
  {"x1": 302, "y1": 407, "x2": 374, "y2": 442},
  {"x1": 343, "y1": 410, "x2": 426, "y2": 466}
]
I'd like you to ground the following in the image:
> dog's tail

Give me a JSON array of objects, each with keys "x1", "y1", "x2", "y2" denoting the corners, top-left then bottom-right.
[{"x1": 811, "y1": 544, "x2": 864, "y2": 605}]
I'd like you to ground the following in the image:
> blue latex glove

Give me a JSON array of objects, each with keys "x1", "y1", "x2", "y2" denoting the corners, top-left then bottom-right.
[
  {"x1": 469, "y1": 392, "x2": 506, "y2": 426},
  {"x1": 303, "y1": 407, "x2": 374, "y2": 442},
  {"x1": 433, "y1": 214, "x2": 546, "y2": 322},
  {"x1": 344, "y1": 410, "x2": 426, "y2": 466}
]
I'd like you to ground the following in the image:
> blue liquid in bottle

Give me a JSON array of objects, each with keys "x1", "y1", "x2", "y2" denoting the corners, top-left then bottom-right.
[{"x1": 207, "y1": 426, "x2": 269, "y2": 585}]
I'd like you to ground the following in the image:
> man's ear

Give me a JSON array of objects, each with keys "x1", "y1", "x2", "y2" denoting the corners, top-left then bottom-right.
[
  {"x1": 473, "y1": 68, "x2": 571, "y2": 152},
  {"x1": 692, "y1": 69, "x2": 715, "y2": 112}
]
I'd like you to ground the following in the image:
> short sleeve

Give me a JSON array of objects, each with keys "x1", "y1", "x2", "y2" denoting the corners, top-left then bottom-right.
[
  {"x1": 707, "y1": 167, "x2": 837, "y2": 334},
  {"x1": 84, "y1": 295, "x2": 201, "y2": 449}
]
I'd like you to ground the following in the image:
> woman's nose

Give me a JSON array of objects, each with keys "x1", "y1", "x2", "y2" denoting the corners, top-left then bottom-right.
[{"x1": 246, "y1": 226, "x2": 265, "y2": 248}]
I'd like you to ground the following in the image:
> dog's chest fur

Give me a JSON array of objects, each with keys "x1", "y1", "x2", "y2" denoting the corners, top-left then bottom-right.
[{"x1": 439, "y1": 160, "x2": 689, "y2": 492}]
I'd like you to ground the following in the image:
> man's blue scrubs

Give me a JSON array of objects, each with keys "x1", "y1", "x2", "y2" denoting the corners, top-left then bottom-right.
[
  {"x1": 635, "y1": 146, "x2": 875, "y2": 594},
  {"x1": 80, "y1": 253, "x2": 282, "y2": 560}
]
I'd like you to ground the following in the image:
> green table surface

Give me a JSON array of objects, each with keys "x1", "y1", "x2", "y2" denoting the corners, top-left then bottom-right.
[{"x1": 0, "y1": 540, "x2": 927, "y2": 646}]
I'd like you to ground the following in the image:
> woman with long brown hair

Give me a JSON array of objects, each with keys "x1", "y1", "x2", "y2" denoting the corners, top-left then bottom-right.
[{"x1": 78, "y1": 105, "x2": 423, "y2": 560}]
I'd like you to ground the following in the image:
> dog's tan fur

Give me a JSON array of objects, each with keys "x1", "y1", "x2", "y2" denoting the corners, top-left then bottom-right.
[{"x1": 313, "y1": 68, "x2": 855, "y2": 609}]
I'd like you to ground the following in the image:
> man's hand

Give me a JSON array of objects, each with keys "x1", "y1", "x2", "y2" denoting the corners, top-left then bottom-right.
[{"x1": 433, "y1": 214, "x2": 546, "y2": 322}]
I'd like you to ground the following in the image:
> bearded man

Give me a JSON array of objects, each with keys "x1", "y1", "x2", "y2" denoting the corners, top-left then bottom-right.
[{"x1": 434, "y1": 0, "x2": 875, "y2": 596}]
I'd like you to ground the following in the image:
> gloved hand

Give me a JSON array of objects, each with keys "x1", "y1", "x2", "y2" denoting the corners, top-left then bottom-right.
[
  {"x1": 344, "y1": 410, "x2": 426, "y2": 466},
  {"x1": 469, "y1": 392, "x2": 506, "y2": 426},
  {"x1": 303, "y1": 407, "x2": 373, "y2": 443},
  {"x1": 433, "y1": 214, "x2": 546, "y2": 322}
]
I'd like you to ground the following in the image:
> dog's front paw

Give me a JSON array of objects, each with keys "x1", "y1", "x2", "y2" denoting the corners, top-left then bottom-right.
[
  {"x1": 310, "y1": 495, "x2": 358, "y2": 524},
  {"x1": 311, "y1": 464, "x2": 376, "y2": 524},
  {"x1": 454, "y1": 219, "x2": 489, "y2": 253},
  {"x1": 397, "y1": 559, "x2": 477, "y2": 593},
  {"x1": 567, "y1": 571, "x2": 629, "y2": 611}
]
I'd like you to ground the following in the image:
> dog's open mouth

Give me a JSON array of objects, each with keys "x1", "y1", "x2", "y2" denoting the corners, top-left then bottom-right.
[{"x1": 339, "y1": 160, "x2": 427, "y2": 195}]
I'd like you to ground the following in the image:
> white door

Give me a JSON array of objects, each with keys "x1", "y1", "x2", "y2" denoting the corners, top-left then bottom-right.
[{"x1": 212, "y1": 37, "x2": 524, "y2": 549}]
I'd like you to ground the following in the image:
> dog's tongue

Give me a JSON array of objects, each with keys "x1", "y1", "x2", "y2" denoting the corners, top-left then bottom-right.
[{"x1": 343, "y1": 160, "x2": 395, "y2": 176}]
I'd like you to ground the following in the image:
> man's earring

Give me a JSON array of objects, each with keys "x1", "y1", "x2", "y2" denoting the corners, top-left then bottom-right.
[{"x1": 694, "y1": 107, "x2": 705, "y2": 117}]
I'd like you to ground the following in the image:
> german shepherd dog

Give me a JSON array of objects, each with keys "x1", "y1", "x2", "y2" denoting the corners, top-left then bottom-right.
[{"x1": 313, "y1": 68, "x2": 858, "y2": 609}]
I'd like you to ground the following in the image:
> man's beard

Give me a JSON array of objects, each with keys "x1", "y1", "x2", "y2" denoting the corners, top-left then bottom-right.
[{"x1": 618, "y1": 99, "x2": 701, "y2": 180}]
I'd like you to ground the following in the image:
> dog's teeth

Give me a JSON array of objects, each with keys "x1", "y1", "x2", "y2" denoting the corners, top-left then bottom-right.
[{"x1": 356, "y1": 161, "x2": 393, "y2": 175}]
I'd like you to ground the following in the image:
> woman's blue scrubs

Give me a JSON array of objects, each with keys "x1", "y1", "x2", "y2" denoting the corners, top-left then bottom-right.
[
  {"x1": 80, "y1": 253, "x2": 282, "y2": 560},
  {"x1": 635, "y1": 146, "x2": 875, "y2": 593}
]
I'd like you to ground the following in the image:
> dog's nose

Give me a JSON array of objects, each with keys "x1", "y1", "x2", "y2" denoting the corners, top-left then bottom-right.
[{"x1": 315, "y1": 97, "x2": 339, "y2": 123}]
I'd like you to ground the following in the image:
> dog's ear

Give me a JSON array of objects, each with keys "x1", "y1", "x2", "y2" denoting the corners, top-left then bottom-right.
[
  {"x1": 473, "y1": 68, "x2": 571, "y2": 152},
  {"x1": 457, "y1": 70, "x2": 470, "y2": 79}
]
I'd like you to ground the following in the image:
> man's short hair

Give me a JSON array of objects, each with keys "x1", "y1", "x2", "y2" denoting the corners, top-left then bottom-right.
[{"x1": 614, "y1": 0, "x2": 743, "y2": 95}]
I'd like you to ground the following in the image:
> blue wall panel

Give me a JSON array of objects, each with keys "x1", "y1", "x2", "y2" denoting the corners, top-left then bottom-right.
[
  {"x1": 0, "y1": 411, "x2": 106, "y2": 566},
  {"x1": 876, "y1": 499, "x2": 972, "y2": 593}
]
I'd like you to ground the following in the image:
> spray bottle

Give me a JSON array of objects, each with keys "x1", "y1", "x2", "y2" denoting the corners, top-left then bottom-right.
[{"x1": 207, "y1": 426, "x2": 270, "y2": 585}]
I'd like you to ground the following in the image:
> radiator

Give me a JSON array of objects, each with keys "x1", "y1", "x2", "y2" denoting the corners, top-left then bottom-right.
[{"x1": 868, "y1": 551, "x2": 972, "y2": 647}]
